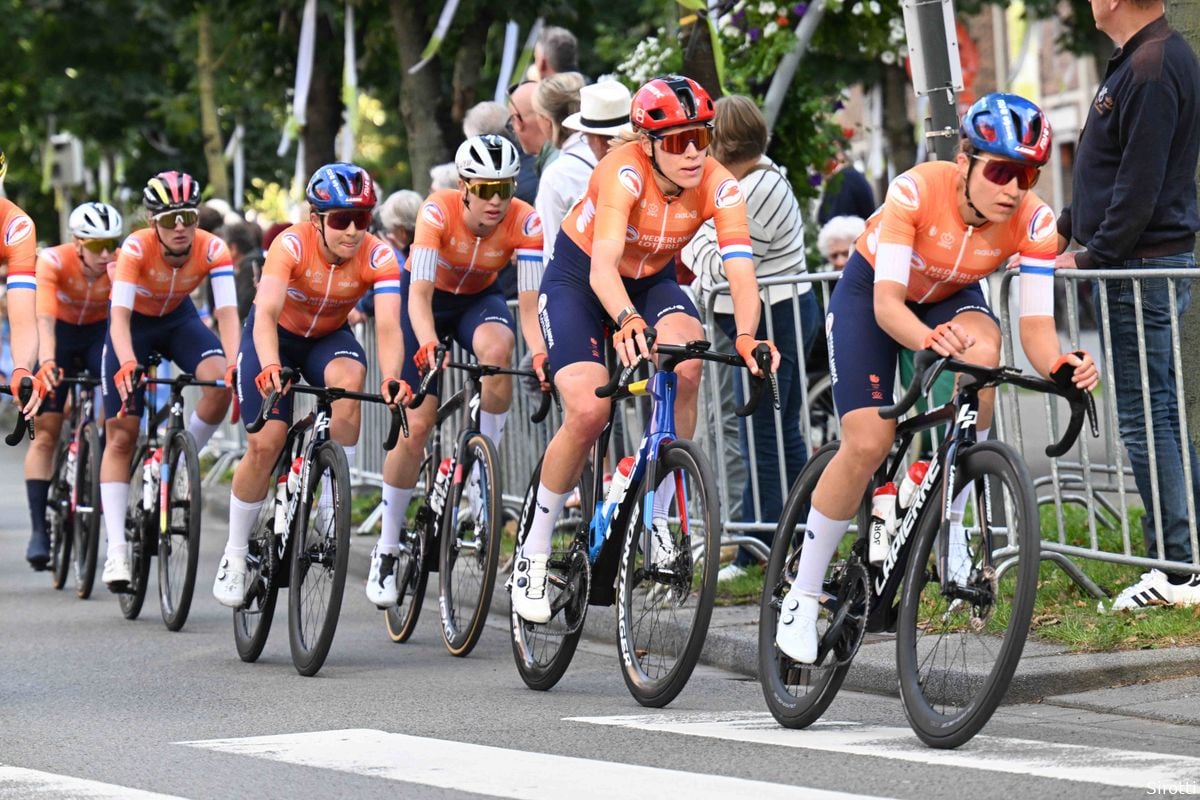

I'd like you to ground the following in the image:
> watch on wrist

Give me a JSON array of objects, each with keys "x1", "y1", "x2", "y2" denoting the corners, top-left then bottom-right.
[{"x1": 616, "y1": 306, "x2": 638, "y2": 328}]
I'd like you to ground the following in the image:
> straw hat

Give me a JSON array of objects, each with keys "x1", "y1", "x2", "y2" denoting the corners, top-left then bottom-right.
[{"x1": 563, "y1": 81, "x2": 632, "y2": 136}]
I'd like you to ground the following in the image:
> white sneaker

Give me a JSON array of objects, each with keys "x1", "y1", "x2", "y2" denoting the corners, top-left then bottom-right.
[
  {"x1": 718, "y1": 563, "x2": 747, "y2": 583},
  {"x1": 649, "y1": 518, "x2": 678, "y2": 571},
  {"x1": 102, "y1": 555, "x2": 132, "y2": 587},
  {"x1": 775, "y1": 590, "x2": 820, "y2": 663},
  {"x1": 212, "y1": 555, "x2": 247, "y2": 608},
  {"x1": 1169, "y1": 573, "x2": 1200, "y2": 607},
  {"x1": 1099, "y1": 569, "x2": 1196, "y2": 613},
  {"x1": 367, "y1": 547, "x2": 399, "y2": 608},
  {"x1": 511, "y1": 554, "x2": 551, "y2": 623}
]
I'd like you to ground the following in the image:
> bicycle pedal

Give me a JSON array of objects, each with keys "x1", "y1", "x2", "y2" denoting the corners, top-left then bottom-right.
[{"x1": 105, "y1": 581, "x2": 133, "y2": 595}]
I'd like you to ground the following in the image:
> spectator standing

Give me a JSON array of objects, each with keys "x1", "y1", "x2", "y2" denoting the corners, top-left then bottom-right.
[
  {"x1": 681, "y1": 95, "x2": 819, "y2": 580},
  {"x1": 533, "y1": 73, "x2": 588, "y2": 258},
  {"x1": 508, "y1": 81, "x2": 556, "y2": 179},
  {"x1": 465, "y1": 100, "x2": 538, "y2": 205},
  {"x1": 816, "y1": 147, "x2": 876, "y2": 225},
  {"x1": 352, "y1": 189, "x2": 423, "y2": 323},
  {"x1": 1056, "y1": 0, "x2": 1200, "y2": 609},
  {"x1": 219, "y1": 221, "x2": 265, "y2": 324},
  {"x1": 534, "y1": 26, "x2": 579, "y2": 79}
]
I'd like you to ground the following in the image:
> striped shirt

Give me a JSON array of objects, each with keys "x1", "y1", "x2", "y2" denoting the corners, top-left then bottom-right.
[{"x1": 682, "y1": 157, "x2": 809, "y2": 314}]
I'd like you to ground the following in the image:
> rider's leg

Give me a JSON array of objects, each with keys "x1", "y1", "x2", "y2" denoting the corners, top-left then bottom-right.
[
  {"x1": 99, "y1": 415, "x2": 140, "y2": 573},
  {"x1": 642, "y1": 310, "x2": 704, "y2": 522},
  {"x1": 24, "y1": 411, "x2": 63, "y2": 567},
  {"x1": 472, "y1": 321, "x2": 516, "y2": 445},
  {"x1": 189, "y1": 354, "x2": 232, "y2": 451},
  {"x1": 379, "y1": 402, "x2": 436, "y2": 554}
]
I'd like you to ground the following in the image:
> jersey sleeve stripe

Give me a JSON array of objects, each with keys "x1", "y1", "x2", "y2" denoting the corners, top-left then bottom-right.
[
  {"x1": 373, "y1": 279, "x2": 401, "y2": 295},
  {"x1": 112, "y1": 280, "x2": 137, "y2": 309},
  {"x1": 1018, "y1": 262, "x2": 1055, "y2": 274},
  {"x1": 211, "y1": 273, "x2": 238, "y2": 309},
  {"x1": 515, "y1": 248, "x2": 543, "y2": 260},
  {"x1": 5, "y1": 274, "x2": 36, "y2": 290},
  {"x1": 210, "y1": 266, "x2": 235, "y2": 279},
  {"x1": 1019, "y1": 271, "x2": 1055, "y2": 317}
]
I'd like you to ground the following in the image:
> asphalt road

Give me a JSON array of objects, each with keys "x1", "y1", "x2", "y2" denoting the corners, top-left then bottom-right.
[{"x1": 2, "y1": 441, "x2": 1199, "y2": 800}]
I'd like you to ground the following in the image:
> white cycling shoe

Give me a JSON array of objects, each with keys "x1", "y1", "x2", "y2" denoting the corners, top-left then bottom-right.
[
  {"x1": 366, "y1": 547, "x2": 399, "y2": 608},
  {"x1": 102, "y1": 555, "x2": 132, "y2": 588},
  {"x1": 775, "y1": 589, "x2": 820, "y2": 664},
  {"x1": 212, "y1": 555, "x2": 247, "y2": 608},
  {"x1": 649, "y1": 517, "x2": 679, "y2": 571},
  {"x1": 511, "y1": 554, "x2": 551, "y2": 624}
]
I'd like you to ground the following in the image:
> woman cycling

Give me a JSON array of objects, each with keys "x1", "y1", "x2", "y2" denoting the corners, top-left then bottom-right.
[
  {"x1": 775, "y1": 93, "x2": 1099, "y2": 663},
  {"x1": 510, "y1": 75, "x2": 779, "y2": 623}
]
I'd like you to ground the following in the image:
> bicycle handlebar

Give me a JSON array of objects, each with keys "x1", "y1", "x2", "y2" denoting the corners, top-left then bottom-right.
[
  {"x1": 410, "y1": 342, "x2": 558, "y2": 424},
  {"x1": 247, "y1": 367, "x2": 408, "y2": 449},
  {"x1": 2, "y1": 377, "x2": 35, "y2": 445},
  {"x1": 880, "y1": 348, "x2": 1099, "y2": 457}
]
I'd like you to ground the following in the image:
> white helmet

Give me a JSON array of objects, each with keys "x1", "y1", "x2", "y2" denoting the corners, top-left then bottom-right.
[
  {"x1": 69, "y1": 202, "x2": 124, "y2": 239},
  {"x1": 455, "y1": 135, "x2": 520, "y2": 180}
]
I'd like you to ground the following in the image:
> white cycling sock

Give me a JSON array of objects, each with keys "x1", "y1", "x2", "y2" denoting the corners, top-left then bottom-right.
[
  {"x1": 523, "y1": 483, "x2": 569, "y2": 558},
  {"x1": 652, "y1": 474, "x2": 677, "y2": 521},
  {"x1": 379, "y1": 483, "x2": 413, "y2": 555},
  {"x1": 343, "y1": 445, "x2": 356, "y2": 471},
  {"x1": 187, "y1": 412, "x2": 220, "y2": 452},
  {"x1": 949, "y1": 428, "x2": 989, "y2": 523},
  {"x1": 225, "y1": 494, "x2": 264, "y2": 559},
  {"x1": 481, "y1": 410, "x2": 508, "y2": 446},
  {"x1": 101, "y1": 482, "x2": 129, "y2": 559},
  {"x1": 791, "y1": 508, "x2": 852, "y2": 596}
]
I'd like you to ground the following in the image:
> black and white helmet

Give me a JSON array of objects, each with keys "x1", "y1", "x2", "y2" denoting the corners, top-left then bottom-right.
[
  {"x1": 455, "y1": 135, "x2": 520, "y2": 180},
  {"x1": 68, "y1": 202, "x2": 124, "y2": 239}
]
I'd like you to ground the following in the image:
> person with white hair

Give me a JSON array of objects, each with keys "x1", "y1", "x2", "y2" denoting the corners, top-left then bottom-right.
[
  {"x1": 378, "y1": 189, "x2": 423, "y2": 257},
  {"x1": 429, "y1": 163, "x2": 459, "y2": 192},
  {"x1": 816, "y1": 214, "x2": 866, "y2": 271},
  {"x1": 464, "y1": 100, "x2": 538, "y2": 206}
]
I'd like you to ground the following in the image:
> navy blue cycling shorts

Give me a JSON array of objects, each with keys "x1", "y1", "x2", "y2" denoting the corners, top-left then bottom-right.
[
  {"x1": 40, "y1": 319, "x2": 106, "y2": 415},
  {"x1": 399, "y1": 269, "x2": 514, "y2": 395},
  {"x1": 826, "y1": 252, "x2": 998, "y2": 416},
  {"x1": 235, "y1": 305, "x2": 367, "y2": 426},
  {"x1": 101, "y1": 298, "x2": 224, "y2": 418},
  {"x1": 537, "y1": 234, "x2": 699, "y2": 369}
]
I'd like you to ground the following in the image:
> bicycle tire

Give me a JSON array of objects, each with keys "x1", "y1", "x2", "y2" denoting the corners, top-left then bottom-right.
[
  {"x1": 48, "y1": 434, "x2": 72, "y2": 589},
  {"x1": 896, "y1": 440, "x2": 1040, "y2": 749},
  {"x1": 118, "y1": 444, "x2": 153, "y2": 621},
  {"x1": 439, "y1": 432, "x2": 502, "y2": 657},
  {"x1": 617, "y1": 440, "x2": 719, "y2": 707},
  {"x1": 73, "y1": 422, "x2": 102, "y2": 599},
  {"x1": 385, "y1": 449, "x2": 434, "y2": 643},
  {"x1": 158, "y1": 431, "x2": 202, "y2": 632},
  {"x1": 288, "y1": 441, "x2": 351, "y2": 676},
  {"x1": 759, "y1": 442, "x2": 866, "y2": 728},
  {"x1": 234, "y1": 458, "x2": 287, "y2": 663},
  {"x1": 510, "y1": 456, "x2": 592, "y2": 692}
]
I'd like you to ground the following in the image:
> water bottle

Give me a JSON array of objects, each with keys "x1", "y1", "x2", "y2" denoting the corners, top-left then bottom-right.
[
  {"x1": 273, "y1": 457, "x2": 303, "y2": 534},
  {"x1": 66, "y1": 440, "x2": 79, "y2": 491},
  {"x1": 143, "y1": 448, "x2": 162, "y2": 510},
  {"x1": 430, "y1": 458, "x2": 452, "y2": 516},
  {"x1": 590, "y1": 456, "x2": 635, "y2": 559},
  {"x1": 896, "y1": 460, "x2": 930, "y2": 512},
  {"x1": 868, "y1": 482, "x2": 898, "y2": 565}
]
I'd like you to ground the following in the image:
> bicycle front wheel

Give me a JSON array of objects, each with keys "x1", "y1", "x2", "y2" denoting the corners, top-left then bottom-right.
[
  {"x1": 439, "y1": 433, "x2": 501, "y2": 657},
  {"x1": 896, "y1": 441, "x2": 1040, "y2": 749},
  {"x1": 617, "y1": 440, "x2": 719, "y2": 708},
  {"x1": 234, "y1": 459, "x2": 286, "y2": 662},
  {"x1": 159, "y1": 432, "x2": 202, "y2": 631},
  {"x1": 288, "y1": 442, "x2": 351, "y2": 676},
  {"x1": 118, "y1": 445, "x2": 152, "y2": 621},
  {"x1": 73, "y1": 422, "x2": 102, "y2": 599},
  {"x1": 385, "y1": 449, "x2": 434, "y2": 643}
]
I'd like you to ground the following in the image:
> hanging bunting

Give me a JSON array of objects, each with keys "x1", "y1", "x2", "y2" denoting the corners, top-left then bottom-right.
[
  {"x1": 279, "y1": 0, "x2": 318, "y2": 158},
  {"x1": 494, "y1": 20, "x2": 520, "y2": 104},
  {"x1": 407, "y1": 0, "x2": 462, "y2": 75},
  {"x1": 341, "y1": 1, "x2": 359, "y2": 162}
]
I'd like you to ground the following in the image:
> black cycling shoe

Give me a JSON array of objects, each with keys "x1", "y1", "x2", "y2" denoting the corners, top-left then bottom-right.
[{"x1": 26, "y1": 531, "x2": 50, "y2": 571}]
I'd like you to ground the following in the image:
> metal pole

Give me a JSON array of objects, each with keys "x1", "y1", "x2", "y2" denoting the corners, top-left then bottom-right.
[
  {"x1": 903, "y1": 0, "x2": 961, "y2": 161},
  {"x1": 761, "y1": 0, "x2": 828, "y2": 135}
]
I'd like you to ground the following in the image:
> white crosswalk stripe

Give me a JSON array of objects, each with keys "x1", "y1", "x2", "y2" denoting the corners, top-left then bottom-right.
[
  {"x1": 178, "y1": 727, "x2": 894, "y2": 800},
  {"x1": 0, "y1": 764, "x2": 189, "y2": 799},
  {"x1": 568, "y1": 711, "x2": 1200, "y2": 790}
]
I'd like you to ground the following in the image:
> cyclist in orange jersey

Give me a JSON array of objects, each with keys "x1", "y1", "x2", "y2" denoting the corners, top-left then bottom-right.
[
  {"x1": 213, "y1": 163, "x2": 407, "y2": 608},
  {"x1": 774, "y1": 94, "x2": 1100, "y2": 663},
  {"x1": 22, "y1": 202, "x2": 121, "y2": 569},
  {"x1": 0, "y1": 148, "x2": 47, "y2": 419},
  {"x1": 510, "y1": 76, "x2": 780, "y2": 623},
  {"x1": 99, "y1": 171, "x2": 240, "y2": 590}
]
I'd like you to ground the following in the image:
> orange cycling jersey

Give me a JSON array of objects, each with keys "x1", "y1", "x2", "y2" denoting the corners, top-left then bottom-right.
[
  {"x1": 0, "y1": 197, "x2": 37, "y2": 293},
  {"x1": 113, "y1": 228, "x2": 234, "y2": 316},
  {"x1": 407, "y1": 189, "x2": 543, "y2": 295},
  {"x1": 857, "y1": 161, "x2": 1057, "y2": 306},
  {"x1": 561, "y1": 141, "x2": 752, "y2": 280},
  {"x1": 36, "y1": 244, "x2": 112, "y2": 325},
  {"x1": 261, "y1": 222, "x2": 400, "y2": 338}
]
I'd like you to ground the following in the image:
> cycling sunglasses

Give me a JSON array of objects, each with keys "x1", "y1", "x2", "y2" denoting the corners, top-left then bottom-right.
[
  {"x1": 467, "y1": 180, "x2": 516, "y2": 202},
  {"x1": 81, "y1": 238, "x2": 120, "y2": 253},
  {"x1": 153, "y1": 209, "x2": 199, "y2": 229},
  {"x1": 321, "y1": 209, "x2": 373, "y2": 231},
  {"x1": 972, "y1": 155, "x2": 1040, "y2": 190},
  {"x1": 650, "y1": 125, "x2": 713, "y2": 155}
]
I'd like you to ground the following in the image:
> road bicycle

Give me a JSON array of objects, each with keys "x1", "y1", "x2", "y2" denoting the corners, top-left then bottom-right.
[
  {"x1": 236, "y1": 368, "x2": 406, "y2": 676},
  {"x1": 44, "y1": 372, "x2": 103, "y2": 598},
  {"x1": 758, "y1": 348, "x2": 1096, "y2": 748},
  {"x1": 511, "y1": 332, "x2": 777, "y2": 707},
  {"x1": 116, "y1": 355, "x2": 223, "y2": 631},
  {"x1": 385, "y1": 343, "x2": 552, "y2": 657}
]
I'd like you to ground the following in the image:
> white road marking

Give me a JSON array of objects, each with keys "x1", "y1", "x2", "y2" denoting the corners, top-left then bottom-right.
[
  {"x1": 178, "y1": 727, "x2": 892, "y2": 800},
  {"x1": 568, "y1": 711, "x2": 1200, "y2": 790},
  {"x1": 0, "y1": 765, "x2": 189, "y2": 799}
]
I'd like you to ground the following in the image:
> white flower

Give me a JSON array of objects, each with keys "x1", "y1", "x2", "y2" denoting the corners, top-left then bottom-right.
[
  {"x1": 869, "y1": 1, "x2": 881, "y2": 13},
  {"x1": 851, "y1": 2, "x2": 863, "y2": 15},
  {"x1": 757, "y1": 1, "x2": 777, "y2": 15},
  {"x1": 764, "y1": 21, "x2": 779, "y2": 37},
  {"x1": 881, "y1": 50, "x2": 896, "y2": 64}
]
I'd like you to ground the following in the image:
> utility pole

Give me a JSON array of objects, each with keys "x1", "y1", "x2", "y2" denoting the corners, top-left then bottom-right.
[{"x1": 902, "y1": 0, "x2": 962, "y2": 161}]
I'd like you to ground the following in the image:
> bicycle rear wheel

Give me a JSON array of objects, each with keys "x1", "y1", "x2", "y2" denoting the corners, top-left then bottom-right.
[
  {"x1": 617, "y1": 441, "x2": 719, "y2": 707},
  {"x1": 118, "y1": 445, "x2": 153, "y2": 621},
  {"x1": 439, "y1": 433, "x2": 501, "y2": 657},
  {"x1": 288, "y1": 442, "x2": 351, "y2": 676},
  {"x1": 896, "y1": 441, "x2": 1040, "y2": 749},
  {"x1": 510, "y1": 456, "x2": 592, "y2": 692},
  {"x1": 48, "y1": 436, "x2": 72, "y2": 589},
  {"x1": 759, "y1": 442, "x2": 867, "y2": 728},
  {"x1": 385, "y1": 450, "x2": 434, "y2": 643},
  {"x1": 234, "y1": 459, "x2": 285, "y2": 663},
  {"x1": 159, "y1": 432, "x2": 201, "y2": 631},
  {"x1": 73, "y1": 423, "x2": 102, "y2": 599}
]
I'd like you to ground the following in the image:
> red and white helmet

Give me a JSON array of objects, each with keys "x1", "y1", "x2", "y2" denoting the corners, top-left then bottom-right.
[{"x1": 631, "y1": 75, "x2": 715, "y2": 132}]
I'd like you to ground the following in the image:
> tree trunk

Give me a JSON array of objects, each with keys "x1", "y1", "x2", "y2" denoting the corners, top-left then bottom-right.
[
  {"x1": 882, "y1": 63, "x2": 916, "y2": 177},
  {"x1": 1165, "y1": 0, "x2": 1200, "y2": 454},
  {"x1": 680, "y1": 15, "x2": 722, "y2": 98},
  {"x1": 390, "y1": 0, "x2": 450, "y2": 196},
  {"x1": 451, "y1": 11, "x2": 494, "y2": 129},
  {"x1": 196, "y1": 10, "x2": 228, "y2": 201},
  {"x1": 303, "y1": 11, "x2": 343, "y2": 179}
]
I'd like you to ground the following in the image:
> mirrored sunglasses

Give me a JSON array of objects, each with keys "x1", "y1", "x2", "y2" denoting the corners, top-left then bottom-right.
[
  {"x1": 322, "y1": 209, "x2": 373, "y2": 231},
  {"x1": 81, "y1": 238, "x2": 120, "y2": 253},
  {"x1": 154, "y1": 209, "x2": 199, "y2": 229},
  {"x1": 650, "y1": 125, "x2": 713, "y2": 155},
  {"x1": 467, "y1": 180, "x2": 516, "y2": 201},
  {"x1": 973, "y1": 156, "x2": 1040, "y2": 190}
]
